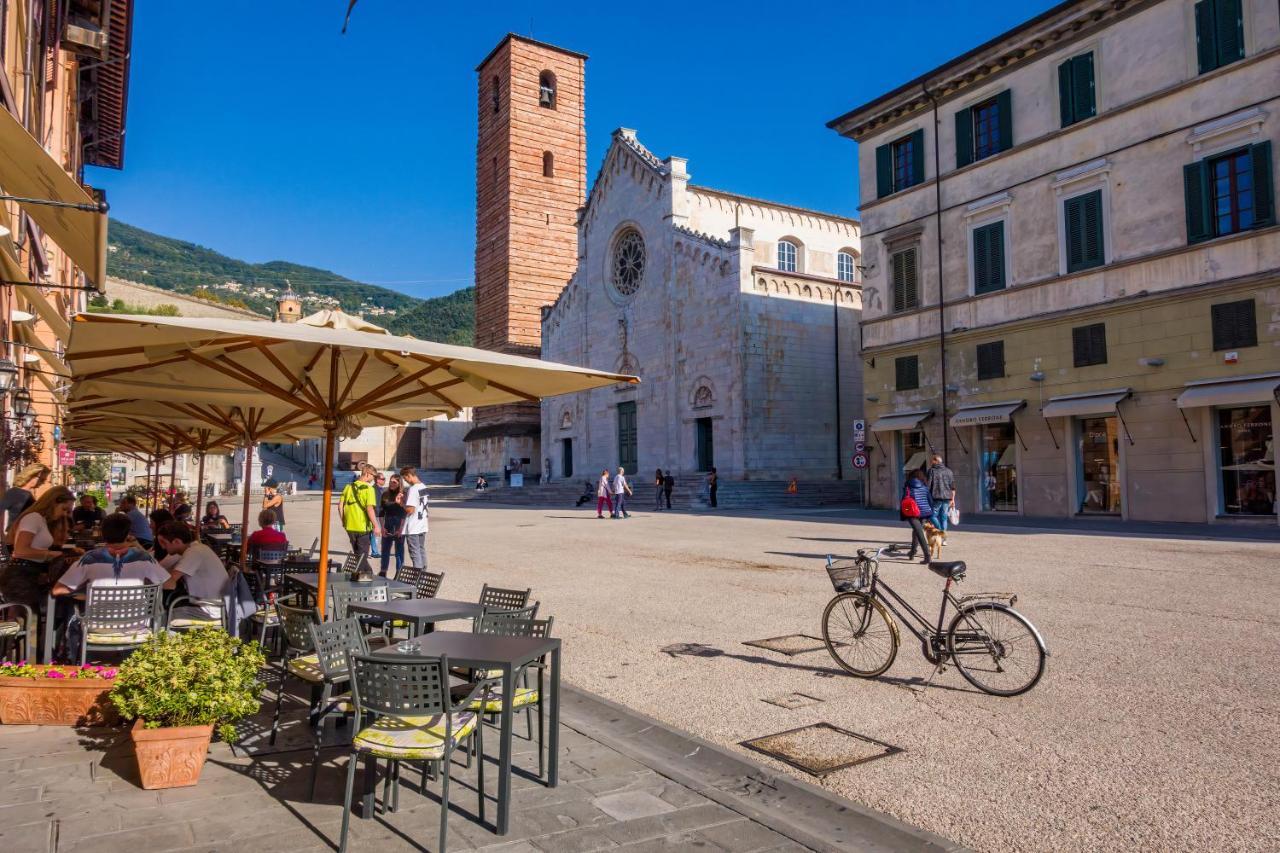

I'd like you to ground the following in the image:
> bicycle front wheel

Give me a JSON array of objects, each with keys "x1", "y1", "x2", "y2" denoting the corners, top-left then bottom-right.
[
  {"x1": 822, "y1": 592, "x2": 899, "y2": 678},
  {"x1": 946, "y1": 603, "x2": 1046, "y2": 696}
]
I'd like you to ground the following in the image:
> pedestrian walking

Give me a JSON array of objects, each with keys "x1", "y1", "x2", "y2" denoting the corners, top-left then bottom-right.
[
  {"x1": 378, "y1": 475, "x2": 406, "y2": 577},
  {"x1": 901, "y1": 469, "x2": 933, "y2": 565},
  {"x1": 595, "y1": 469, "x2": 613, "y2": 518},
  {"x1": 262, "y1": 480, "x2": 285, "y2": 532},
  {"x1": 612, "y1": 467, "x2": 633, "y2": 518},
  {"x1": 707, "y1": 467, "x2": 718, "y2": 508},
  {"x1": 653, "y1": 469, "x2": 665, "y2": 510},
  {"x1": 926, "y1": 454, "x2": 956, "y2": 546},
  {"x1": 663, "y1": 471, "x2": 675, "y2": 509},
  {"x1": 400, "y1": 466, "x2": 429, "y2": 569},
  {"x1": 340, "y1": 463, "x2": 380, "y2": 558}
]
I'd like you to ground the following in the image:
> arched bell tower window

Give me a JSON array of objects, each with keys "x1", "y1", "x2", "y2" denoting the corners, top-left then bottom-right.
[
  {"x1": 539, "y1": 70, "x2": 557, "y2": 109},
  {"x1": 491, "y1": 76, "x2": 500, "y2": 113}
]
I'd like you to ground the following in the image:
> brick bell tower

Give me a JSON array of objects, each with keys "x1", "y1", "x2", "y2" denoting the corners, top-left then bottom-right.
[{"x1": 466, "y1": 34, "x2": 587, "y2": 482}]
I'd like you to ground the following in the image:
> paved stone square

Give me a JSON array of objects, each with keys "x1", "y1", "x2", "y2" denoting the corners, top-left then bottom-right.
[{"x1": 286, "y1": 495, "x2": 1278, "y2": 853}]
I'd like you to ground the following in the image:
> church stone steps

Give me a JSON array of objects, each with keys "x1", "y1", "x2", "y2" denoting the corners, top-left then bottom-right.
[{"x1": 454, "y1": 478, "x2": 865, "y2": 510}]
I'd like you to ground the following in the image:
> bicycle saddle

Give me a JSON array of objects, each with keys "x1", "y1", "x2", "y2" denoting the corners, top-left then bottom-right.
[{"x1": 928, "y1": 560, "x2": 967, "y2": 580}]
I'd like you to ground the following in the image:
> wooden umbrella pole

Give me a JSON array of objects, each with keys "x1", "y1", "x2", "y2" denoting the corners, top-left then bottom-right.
[
  {"x1": 195, "y1": 451, "x2": 206, "y2": 515},
  {"x1": 239, "y1": 439, "x2": 255, "y2": 569},
  {"x1": 168, "y1": 452, "x2": 177, "y2": 510},
  {"x1": 316, "y1": 347, "x2": 341, "y2": 621}
]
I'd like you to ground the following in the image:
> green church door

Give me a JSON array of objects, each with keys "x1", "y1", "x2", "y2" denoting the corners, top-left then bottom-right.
[{"x1": 617, "y1": 401, "x2": 638, "y2": 473}]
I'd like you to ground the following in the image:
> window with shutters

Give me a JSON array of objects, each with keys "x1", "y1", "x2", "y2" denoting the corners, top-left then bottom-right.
[
  {"x1": 971, "y1": 221, "x2": 1006, "y2": 295},
  {"x1": 1064, "y1": 189, "x2": 1105, "y2": 272},
  {"x1": 777, "y1": 240, "x2": 797, "y2": 272},
  {"x1": 972, "y1": 97, "x2": 1002, "y2": 161},
  {"x1": 976, "y1": 341, "x2": 1005, "y2": 380},
  {"x1": 956, "y1": 91, "x2": 1012, "y2": 168},
  {"x1": 890, "y1": 247, "x2": 919, "y2": 313},
  {"x1": 875, "y1": 129, "x2": 924, "y2": 198},
  {"x1": 1058, "y1": 52, "x2": 1096, "y2": 127},
  {"x1": 1195, "y1": 0, "x2": 1244, "y2": 74},
  {"x1": 1072, "y1": 323, "x2": 1107, "y2": 367},
  {"x1": 1211, "y1": 299, "x2": 1257, "y2": 351},
  {"x1": 837, "y1": 250, "x2": 857, "y2": 283},
  {"x1": 895, "y1": 355, "x2": 919, "y2": 391},
  {"x1": 1185, "y1": 143, "x2": 1273, "y2": 242}
]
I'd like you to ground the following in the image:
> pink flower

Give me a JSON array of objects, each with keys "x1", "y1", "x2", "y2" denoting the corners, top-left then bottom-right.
[
  {"x1": 100, "y1": 669, "x2": 117, "y2": 679},
  {"x1": 45, "y1": 670, "x2": 66, "y2": 679}
]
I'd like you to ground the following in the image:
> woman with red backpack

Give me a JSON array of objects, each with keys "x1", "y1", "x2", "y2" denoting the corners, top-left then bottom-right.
[{"x1": 900, "y1": 469, "x2": 933, "y2": 565}]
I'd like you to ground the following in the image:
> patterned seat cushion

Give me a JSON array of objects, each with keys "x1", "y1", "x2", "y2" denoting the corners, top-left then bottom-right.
[
  {"x1": 86, "y1": 629, "x2": 152, "y2": 644},
  {"x1": 0, "y1": 621, "x2": 21, "y2": 637},
  {"x1": 287, "y1": 654, "x2": 325, "y2": 682},
  {"x1": 353, "y1": 712, "x2": 477, "y2": 760},
  {"x1": 250, "y1": 609, "x2": 280, "y2": 624},
  {"x1": 469, "y1": 685, "x2": 538, "y2": 714},
  {"x1": 170, "y1": 617, "x2": 222, "y2": 629}
]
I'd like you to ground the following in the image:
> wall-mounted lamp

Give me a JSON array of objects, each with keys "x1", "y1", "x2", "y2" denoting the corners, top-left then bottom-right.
[
  {"x1": 1029, "y1": 371, "x2": 1045, "y2": 382},
  {"x1": 0, "y1": 358, "x2": 16, "y2": 392},
  {"x1": 945, "y1": 385, "x2": 960, "y2": 394},
  {"x1": 865, "y1": 394, "x2": 880, "y2": 403},
  {"x1": 1139, "y1": 357, "x2": 1166, "y2": 367},
  {"x1": 11, "y1": 387, "x2": 33, "y2": 417},
  {"x1": 10, "y1": 309, "x2": 34, "y2": 323}
]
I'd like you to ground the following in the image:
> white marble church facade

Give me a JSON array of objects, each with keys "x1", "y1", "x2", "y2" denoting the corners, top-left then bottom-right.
[{"x1": 540, "y1": 129, "x2": 863, "y2": 484}]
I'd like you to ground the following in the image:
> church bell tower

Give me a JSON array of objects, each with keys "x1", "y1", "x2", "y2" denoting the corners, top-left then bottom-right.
[{"x1": 466, "y1": 33, "x2": 587, "y2": 480}]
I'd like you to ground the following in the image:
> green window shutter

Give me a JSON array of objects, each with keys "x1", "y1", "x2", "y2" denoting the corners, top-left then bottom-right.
[
  {"x1": 895, "y1": 356, "x2": 919, "y2": 391},
  {"x1": 989, "y1": 223, "x2": 1005, "y2": 290},
  {"x1": 1058, "y1": 59, "x2": 1074, "y2": 127},
  {"x1": 973, "y1": 222, "x2": 1005, "y2": 294},
  {"x1": 1251, "y1": 141, "x2": 1274, "y2": 227},
  {"x1": 996, "y1": 89, "x2": 1013, "y2": 152},
  {"x1": 875, "y1": 143, "x2": 892, "y2": 198},
  {"x1": 1066, "y1": 190, "x2": 1104, "y2": 272},
  {"x1": 1194, "y1": 0, "x2": 1217, "y2": 73},
  {"x1": 910, "y1": 129, "x2": 925, "y2": 186},
  {"x1": 1183, "y1": 160, "x2": 1213, "y2": 243},
  {"x1": 955, "y1": 107, "x2": 973, "y2": 168},
  {"x1": 1071, "y1": 53, "x2": 1096, "y2": 122},
  {"x1": 1215, "y1": 0, "x2": 1244, "y2": 66},
  {"x1": 972, "y1": 224, "x2": 989, "y2": 293},
  {"x1": 904, "y1": 248, "x2": 918, "y2": 309},
  {"x1": 1212, "y1": 300, "x2": 1257, "y2": 350}
]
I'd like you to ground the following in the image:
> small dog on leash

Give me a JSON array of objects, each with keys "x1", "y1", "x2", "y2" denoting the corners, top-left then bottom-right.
[{"x1": 921, "y1": 521, "x2": 945, "y2": 560}]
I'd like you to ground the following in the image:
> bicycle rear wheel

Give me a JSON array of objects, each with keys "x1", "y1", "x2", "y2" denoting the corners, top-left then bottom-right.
[
  {"x1": 822, "y1": 593, "x2": 899, "y2": 678},
  {"x1": 946, "y1": 603, "x2": 1045, "y2": 696}
]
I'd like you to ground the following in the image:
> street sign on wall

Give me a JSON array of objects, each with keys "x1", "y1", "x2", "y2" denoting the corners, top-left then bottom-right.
[
  {"x1": 852, "y1": 452, "x2": 868, "y2": 469},
  {"x1": 57, "y1": 443, "x2": 76, "y2": 466}
]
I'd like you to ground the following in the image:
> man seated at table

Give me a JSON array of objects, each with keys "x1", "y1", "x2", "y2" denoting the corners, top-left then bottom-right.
[
  {"x1": 71, "y1": 494, "x2": 105, "y2": 531},
  {"x1": 117, "y1": 495, "x2": 154, "y2": 549},
  {"x1": 52, "y1": 513, "x2": 169, "y2": 596},
  {"x1": 155, "y1": 521, "x2": 229, "y2": 623},
  {"x1": 246, "y1": 509, "x2": 288, "y2": 556}
]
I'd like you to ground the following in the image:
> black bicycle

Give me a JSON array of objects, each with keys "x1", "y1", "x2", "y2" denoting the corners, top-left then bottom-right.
[{"x1": 820, "y1": 547, "x2": 1048, "y2": 696}]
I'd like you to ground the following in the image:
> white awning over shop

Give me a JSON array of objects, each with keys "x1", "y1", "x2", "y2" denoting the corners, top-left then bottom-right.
[
  {"x1": 950, "y1": 400, "x2": 1025, "y2": 428},
  {"x1": 870, "y1": 410, "x2": 932, "y2": 432},
  {"x1": 1176, "y1": 374, "x2": 1280, "y2": 409},
  {"x1": 1041, "y1": 389, "x2": 1130, "y2": 419}
]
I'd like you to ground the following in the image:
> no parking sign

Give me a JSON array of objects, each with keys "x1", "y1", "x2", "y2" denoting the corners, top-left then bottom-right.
[{"x1": 852, "y1": 452, "x2": 868, "y2": 469}]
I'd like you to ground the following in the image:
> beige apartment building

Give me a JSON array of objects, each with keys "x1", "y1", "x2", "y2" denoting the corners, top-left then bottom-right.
[{"x1": 829, "y1": 0, "x2": 1278, "y2": 525}]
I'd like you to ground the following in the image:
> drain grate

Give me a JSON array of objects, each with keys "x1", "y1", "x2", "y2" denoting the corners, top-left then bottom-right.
[
  {"x1": 743, "y1": 634, "x2": 827, "y2": 656},
  {"x1": 661, "y1": 642, "x2": 724, "y2": 658},
  {"x1": 741, "y1": 723, "x2": 902, "y2": 776},
  {"x1": 762, "y1": 692, "x2": 824, "y2": 710}
]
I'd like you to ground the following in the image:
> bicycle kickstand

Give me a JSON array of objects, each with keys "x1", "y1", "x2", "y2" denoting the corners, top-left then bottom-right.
[{"x1": 906, "y1": 661, "x2": 948, "y2": 698}]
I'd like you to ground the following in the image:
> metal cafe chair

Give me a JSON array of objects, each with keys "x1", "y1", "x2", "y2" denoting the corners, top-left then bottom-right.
[
  {"x1": 477, "y1": 583, "x2": 531, "y2": 611},
  {"x1": 302, "y1": 617, "x2": 369, "y2": 800},
  {"x1": 337, "y1": 653, "x2": 493, "y2": 853},
  {"x1": 80, "y1": 583, "x2": 163, "y2": 664},
  {"x1": 414, "y1": 570, "x2": 445, "y2": 600},
  {"x1": 269, "y1": 598, "x2": 321, "y2": 746},
  {"x1": 0, "y1": 598, "x2": 35, "y2": 662}
]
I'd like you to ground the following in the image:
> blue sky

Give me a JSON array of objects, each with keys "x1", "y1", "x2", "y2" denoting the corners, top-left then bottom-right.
[{"x1": 88, "y1": 0, "x2": 1060, "y2": 299}]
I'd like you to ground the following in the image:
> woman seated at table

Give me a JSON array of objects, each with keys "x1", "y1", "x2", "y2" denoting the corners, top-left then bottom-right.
[
  {"x1": 172, "y1": 493, "x2": 192, "y2": 524},
  {"x1": 148, "y1": 509, "x2": 175, "y2": 561},
  {"x1": 200, "y1": 501, "x2": 230, "y2": 530},
  {"x1": 1, "y1": 487, "x2": 81, "y2": 610},
  {"x1": 246, "y1": 509, "x2": 288, "y2": 556},
  {"x1": 52, "y1": 513, "x2": 169, "y2": 595},
  {"x1": 71, "y1": 494, "x2": 105, "y2": 531}
]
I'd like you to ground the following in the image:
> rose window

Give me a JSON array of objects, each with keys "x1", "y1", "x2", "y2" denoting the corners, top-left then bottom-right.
[{"x1": 611, "y1": 230, "x2": 645, "y2": 296}]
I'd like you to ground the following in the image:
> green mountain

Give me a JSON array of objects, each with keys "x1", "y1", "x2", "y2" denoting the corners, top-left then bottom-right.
[{"x1": 105, "y1": 220, "x2": 475, "y2": 344}]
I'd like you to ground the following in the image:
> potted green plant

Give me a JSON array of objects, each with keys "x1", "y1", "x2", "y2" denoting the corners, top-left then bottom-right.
[
  {"x1": 109, "y1": 630, "x2": 266, "y2": 789},
  {"x1": 0, "y1": 662, "x2": 119, "y2": 726}
]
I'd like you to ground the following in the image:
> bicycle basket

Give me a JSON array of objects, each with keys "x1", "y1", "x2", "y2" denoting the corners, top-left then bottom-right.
[{"x1": 825, "y1": 557, "x2": 869, "y2": 593}]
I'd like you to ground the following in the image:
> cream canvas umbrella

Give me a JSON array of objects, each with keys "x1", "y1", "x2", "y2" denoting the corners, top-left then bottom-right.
[{"x1": 66, "y1": 310, "x2": 637, "y2": 608}]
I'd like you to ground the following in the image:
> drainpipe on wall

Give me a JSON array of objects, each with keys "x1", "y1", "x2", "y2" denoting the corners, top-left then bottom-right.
[
  {"x1": 923, "y1": 84, "x2": 949, "y2": 460},
  {"x1": 834, "y1": 287, "x2": 843, "y2": 480}
]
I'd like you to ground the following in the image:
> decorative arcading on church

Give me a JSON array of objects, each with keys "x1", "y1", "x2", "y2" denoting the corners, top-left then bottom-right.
[
  {"x1": 614, "y1": 130, "x2": 666, "y2": 174},
  {"x1": 671, "y1": 224, "x2": 731, "y2": 251}
]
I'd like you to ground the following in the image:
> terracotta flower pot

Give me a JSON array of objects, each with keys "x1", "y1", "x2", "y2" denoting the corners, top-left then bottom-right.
[
  {"x1": 0, "y1": 672, "x2": 118, "y2": 726},
  {"x1": 130, "y1": 719, "x2": 214, "y2": 789}
]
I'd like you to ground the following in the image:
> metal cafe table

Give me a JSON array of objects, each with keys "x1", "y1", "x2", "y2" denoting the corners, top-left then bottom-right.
[
  {"x1": 281, "y1": 572, "x2": 416, "y2": 604},
  {"x1": 344, "y1": 597, "x2": 485, "y2": 636},
  {"x1": 372, "y1": 631, "x2": 562, "y2": 835}
]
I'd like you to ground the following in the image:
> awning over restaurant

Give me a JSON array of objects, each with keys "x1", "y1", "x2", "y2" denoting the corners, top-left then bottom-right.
[
  {"x1": 12, "y1": 321, "x2": 70, "y2": 377},
  {"x1": 1176, "y1": 374, "x2": 1280, "y2": 409},
  {"x1": 870, "y1": 409, "x2": 933, "y2": 432},
  {"x1": 950, "y1": 400, "x2": 1025, "y2": 428},
  {"x1": 1040, "y1": 389, "x2": 1130, "y2": 419},
  {"x1": 1, "y1": 247, "x2": 71, "y2": 341},
  {"x1": 0, "y1": 106, "x2": 108, "y2": 291}
]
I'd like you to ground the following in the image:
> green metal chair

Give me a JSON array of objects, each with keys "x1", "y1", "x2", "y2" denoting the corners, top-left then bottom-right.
[
  {"x1": 79, "y1": 583, "x2": 163, "y2": 664},
  {"x1": 303, "y1": 617, "x2": 369, "y2": 800}
]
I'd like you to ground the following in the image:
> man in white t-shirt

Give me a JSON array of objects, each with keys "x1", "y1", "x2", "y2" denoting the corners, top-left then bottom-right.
[
  {"x1": 155, "y1": 521, "x2": 229, "y2": 620},
  {"x1": 611, "y1": 467, "x2": 633, "y2": 519},
  {"x1": 399, "y1": 466, "x2": 429, "y2": 569},
  {"x1": 53, "y1": 513, "x2": 169, "y2": 595}
]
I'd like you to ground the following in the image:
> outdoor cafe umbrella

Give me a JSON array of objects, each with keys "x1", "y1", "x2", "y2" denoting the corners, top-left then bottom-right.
[{"x1": 65, "y1": 309, "x2": 637, "y2": 611}]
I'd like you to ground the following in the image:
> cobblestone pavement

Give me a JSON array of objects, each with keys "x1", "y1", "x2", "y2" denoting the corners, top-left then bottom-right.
[{"x1": 273, "y1": 496, "x2": 1278, "y2": 853}]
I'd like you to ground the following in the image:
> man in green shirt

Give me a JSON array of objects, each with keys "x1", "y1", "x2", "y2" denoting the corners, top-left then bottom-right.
[{"x1": 340, "y1": 463, "x2": 380, "y2": 557}]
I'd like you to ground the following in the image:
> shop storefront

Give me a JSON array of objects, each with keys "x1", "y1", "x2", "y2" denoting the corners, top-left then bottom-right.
[
  {"x1": 951, "y1": 401, "x2": 1025, "y2": 513},
  {"x1": 869, "y1": 409, "x2": 933, "y2": 500},
  {"x1": 1041, "y1": 389, "x2": 1131, "y2": 518},
  {"x1": 1177, "y1": 374, "x2": 1279, "y2": 520}
]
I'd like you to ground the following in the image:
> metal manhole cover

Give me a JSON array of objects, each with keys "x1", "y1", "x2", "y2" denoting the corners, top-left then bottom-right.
[
  {"x1": 762, "y1": 692, "x2": 824, "y2": 709},
  {"x1": 661, "y1": 643, "x2": 724, "y2": 658},
  {"x1": 743, "y1": 634, "x2": 827, "y2": 656},
  {"x1": 741, "y1": 723, "x2": 902, "y2": 776}
]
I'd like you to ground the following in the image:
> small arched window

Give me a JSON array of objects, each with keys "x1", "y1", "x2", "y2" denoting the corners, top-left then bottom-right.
[
  {"x1": 491, "y1": 76, "x2": 500, "y2": 113},
  {"x1": 543, "y1": 151, "x2": 555, "y2": 178},
  {"x1": 777, "y1": 240, "x2": 798, "y2": 273},
  {"x1": 837, "y1": 250, "x2": 857, "y2": 282},
  {"x1": 539, "y1": 70, "x2": 557, "y2": 109}
]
